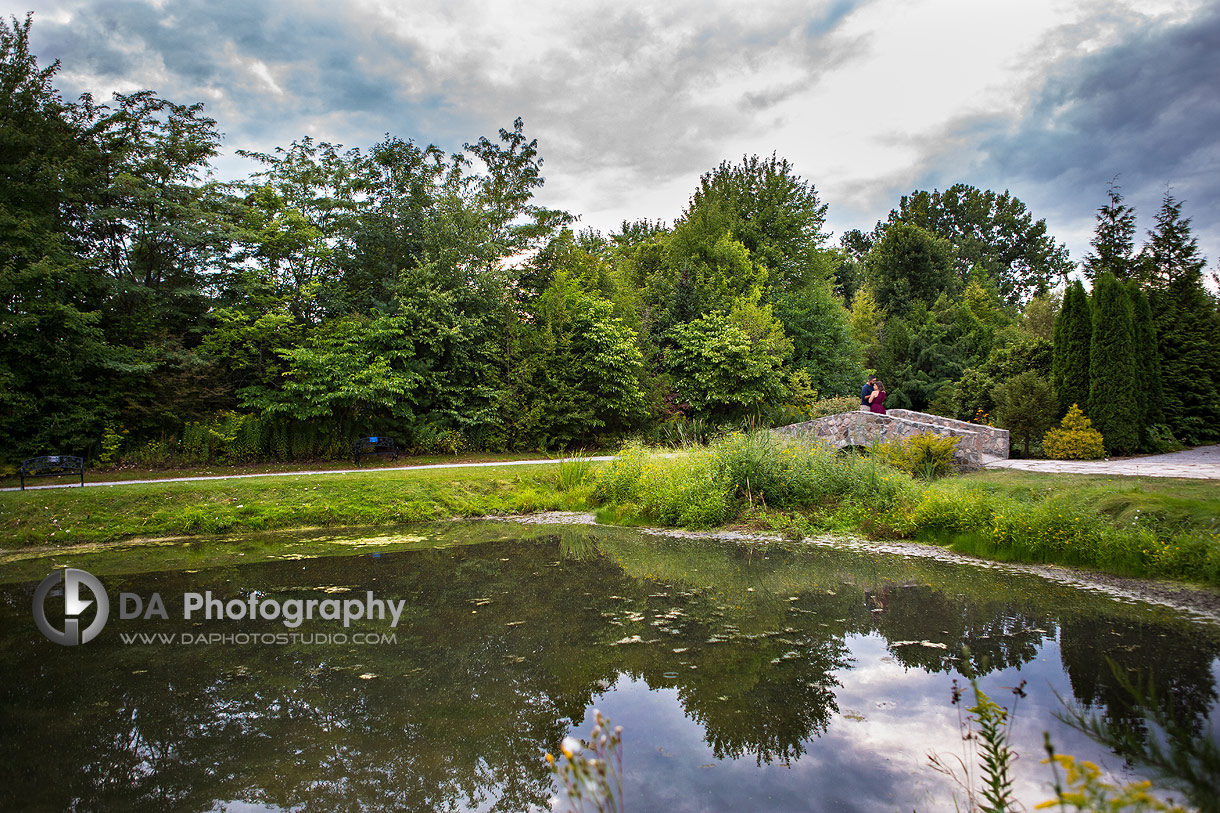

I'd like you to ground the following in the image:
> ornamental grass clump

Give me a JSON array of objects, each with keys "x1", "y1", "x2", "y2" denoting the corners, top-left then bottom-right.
[
  {"x1": 874, "y1": 433, "x2": 961, "y2": 480},
  {"x1": 1043, "y1": 405, "x2": 1106, "y2": 460}
]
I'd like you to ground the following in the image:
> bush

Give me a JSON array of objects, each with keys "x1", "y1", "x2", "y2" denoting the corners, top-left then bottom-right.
[
  {"x1": 1042, "y1": 405, "x2": 1106, "y2": 460},
  {"x1": 875, "y1": 433, "x2": 961, "y2": 480}
]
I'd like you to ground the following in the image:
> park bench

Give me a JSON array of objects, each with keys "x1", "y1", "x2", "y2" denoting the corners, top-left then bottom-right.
[
  {"x1": 354, "y1": 436, "x2": 399, "y2": 467},
  {"x1": 20, "y1": 455, "x2": 84, "y2": 490}
]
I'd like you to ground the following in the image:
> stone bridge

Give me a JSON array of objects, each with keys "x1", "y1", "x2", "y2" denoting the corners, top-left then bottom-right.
[{"x1": 774, "y1": 409, "x2": 1009, "y2": 469}]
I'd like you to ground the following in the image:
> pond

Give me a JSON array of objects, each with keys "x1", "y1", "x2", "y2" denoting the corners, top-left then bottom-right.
[{"x1": 1, "y1": 521, "x2": 1218, "y2": 811}]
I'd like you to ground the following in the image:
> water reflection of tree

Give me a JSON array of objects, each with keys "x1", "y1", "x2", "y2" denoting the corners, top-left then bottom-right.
[
  {"x1": 1059, "y1": 614, "x2": 1220, "y2": 742},
  {"x1": 4, "y1": 529, "x2": 1220, "y2": 810},
  {"x1": 864, "y1": 583, "x2": 1057, "y2": 675}
]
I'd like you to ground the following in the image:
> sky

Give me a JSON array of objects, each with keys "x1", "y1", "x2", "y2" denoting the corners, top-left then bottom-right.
[{"x1": 18, "y1": 0, "x2": 1220, "y2": 274}]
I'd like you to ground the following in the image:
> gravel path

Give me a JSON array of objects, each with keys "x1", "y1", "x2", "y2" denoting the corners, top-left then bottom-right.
[{"x1": 983, "y1": 443, "x2": 1220, "y2": 479}]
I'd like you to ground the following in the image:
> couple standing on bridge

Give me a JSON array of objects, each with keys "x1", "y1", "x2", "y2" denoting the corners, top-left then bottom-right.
[{"x1": 860, "y1": 375, "x2": 887, "y2": 414}]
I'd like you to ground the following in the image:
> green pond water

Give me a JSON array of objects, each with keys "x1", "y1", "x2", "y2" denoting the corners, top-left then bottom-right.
[{"x1": 2, "y1": 521, "x2": 1218, "y2": 811}]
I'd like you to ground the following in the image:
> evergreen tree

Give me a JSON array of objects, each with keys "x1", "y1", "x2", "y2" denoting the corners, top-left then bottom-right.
[
  {"x1": 1083, "y1": 183, "x2": 1137, "y2": 282},
  {"x1": 1051, "y1": 279, "x2": 1091, "y2": 418},
  {"x1": 1150, "y1": 278, "x2": 1220, "y2": 446},
  {"x1": 1143, "y1": 194, "x2": 1220, "y2": 445},
  {"x1": 1088, "y1": 274, "x2": 1140, "y2": 455},
  {"x1": 1125, "y1": 281, "x2": 1164, "y2": 444},
  {"x1": 1140, "y1": 192, "x2": 1206, "y2": 288}
]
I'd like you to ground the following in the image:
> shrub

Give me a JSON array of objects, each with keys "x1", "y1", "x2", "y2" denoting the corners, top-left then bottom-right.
[
  {"x1": 1042, "y1": 405, "x2": 1106, "y2": 460},
  {"x1": 875, "y1": 433, "x2": 961, "y2": 480}
]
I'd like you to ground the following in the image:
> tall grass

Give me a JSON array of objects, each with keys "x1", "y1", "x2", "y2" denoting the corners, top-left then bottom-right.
[
  {"x1": 593, "y1": 431, "x2": 916, "y2": 529},
  {"x1": 593, "y1": 431, "x2": 1220, "y2": 587}
]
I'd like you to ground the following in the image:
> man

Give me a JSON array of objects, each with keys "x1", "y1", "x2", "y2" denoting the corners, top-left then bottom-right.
[{"x1": 861, "y1": 375, "x2": 877, "y2": 411}]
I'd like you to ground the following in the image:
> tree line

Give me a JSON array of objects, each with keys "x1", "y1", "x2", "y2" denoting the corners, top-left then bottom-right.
[{"x1": 3, "y1": 15, "x2": 1218, "y2": 466}]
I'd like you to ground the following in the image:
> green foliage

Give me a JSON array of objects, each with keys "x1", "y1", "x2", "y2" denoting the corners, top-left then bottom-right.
[
  {"x1": 1126, "y1": 281, "x2": 1165, "y2": 441},
  {"x1": 993, "y1": 371, "x2": 1057, "y2": 457},
  {"x1": 592, "y1": 432, "x2": 916, "y2": 530},
  {"x1": 511, "y1": 271, "x2": 647, "y2": 449},
  {"x1": 1149, "y1": 269, "x2": 1220, "y2": 447},
  {"x1": 675, "y1": 153, "x2": 830, "y2": 289},
  {"x1": 882, "y1": 183, "x2": 1073, "y2": 305},
  {"x1": 1043, "y1": 405, "x2": 1106, "y2": 460},
  {"x1": 1083, "y1": 183, "x2": 1138, "y2": 282},
  {"x1": 666, "y1": 292, "x2": 793, "y2": 421},
  {"x1": 874, "y1": 433, "x2": 961, "y2": 480},
  {"x1": 1051, "y1": 279, "x2": 1092, "y2": 419},
  {"x1": 928, "y1": 673, "x2": 1024, "y2": 813},
  {"x1": 1088, "y1": 274, "x2": 1140, "y2": 455},
  {"x1": 772, "y1": 279, "x2": 865, "y2": 398},
  {"x1": 865, "y1": 222, "x2": 957, "y2": 316},
  {"x1": 953, "y1": 338, "x2": 1053, "y2": 424},
  {"x1": 1051, "y1": 666, "x2": 1220, "y2": 812}
]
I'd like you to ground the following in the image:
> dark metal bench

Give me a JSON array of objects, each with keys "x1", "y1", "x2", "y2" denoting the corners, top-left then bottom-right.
[
  {"x1": 354, "y1": 436, "x2": 398, "y2": 467},
  {"x1": 20, "y1": 455, "x2": 85, "y2": 490}
]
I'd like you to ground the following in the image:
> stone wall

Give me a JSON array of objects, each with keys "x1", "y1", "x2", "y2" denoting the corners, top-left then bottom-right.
[{"x1": 774, "y1": 409, "x2": 1009, "y2": 469}]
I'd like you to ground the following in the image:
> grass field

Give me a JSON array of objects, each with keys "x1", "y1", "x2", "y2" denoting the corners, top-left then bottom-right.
[{"x1": 2, "y1": 442, "x2": 1218, "y2": 588}]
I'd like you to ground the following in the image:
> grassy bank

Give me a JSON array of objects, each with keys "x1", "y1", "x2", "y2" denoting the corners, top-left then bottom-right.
[
  {"x1": 590, "y1": 433, "x2": 1220, "y2": 587},
  {"x1": 3, "y1": 436, "x2": 1218, "y2": 588},
  {"x1": 0, "y1": 463, "x2": 592, "y2": 547}
]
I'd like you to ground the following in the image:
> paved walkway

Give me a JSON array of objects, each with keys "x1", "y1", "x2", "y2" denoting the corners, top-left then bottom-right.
[
  {"x1": 983, "y1": 444, "x2": 1220, "y2": 480},
  {"x1": 0, "y1": 457, "x2": 616, "y2": 492},
  {"x1": 6, "y1": 446, "x2": 1219, "y2": 492}
]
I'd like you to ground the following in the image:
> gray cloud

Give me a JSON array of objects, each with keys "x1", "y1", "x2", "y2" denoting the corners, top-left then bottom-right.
[
  {"x1": 912, "y1": 4, "x2": 1220, "y2": 266},
  {"x1": 26, "y1": 0, "x2": 874, "y2": 214}
]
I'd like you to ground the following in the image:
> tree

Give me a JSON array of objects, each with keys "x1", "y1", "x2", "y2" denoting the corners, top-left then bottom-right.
[
  {"x1": 864, "y1": 223, "x2": 956, "y2": 317},
  {"x1": 1083, "y1": 183, "x2": 1137, "y2": 282},
  {"x1": 1051, "y1": 279, "x2": 1091, "y2": 419},
  {"x1": 993, "y1": 371, "x2": 1057, "y2": 457},
  {"x1": 772, "y1": 279, "x2": 865, "y2": 398},
  {"x1": 666, "y1": 292, "x2": 793, "y2": 421},
  {"x1": 1088, "y1": 274, "x2": 1140, "y2": 455},
  {"x1": 880, "y1": 184, "x2": 1072, "y2": 305},
  {"x1": 0, "y1": 14, "x2": 112, "y2": 459},
  {"x1": 509, "y1": 272, "x2": 646, "y2": 448},
  {"x1": 674, "y1": 153, "x2": 829, "y2": 289},
  {"x1": 1143, "y1": 195, "x2": 1220, "y2": 445},
  {"x1": 1140, "y1": 192, "x2": 1206, "y2": 288},
  {"x1": 952, "y1": 338, "x2": 1053, "y2": 424},
  {"x1": 1125, "y1": 281, "x2": 1164, "y2": 442}
]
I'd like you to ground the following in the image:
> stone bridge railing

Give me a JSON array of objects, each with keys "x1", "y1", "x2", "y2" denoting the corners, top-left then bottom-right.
[{"x1": 774, "y1": 409, "x2": 1009, "y2": 469}]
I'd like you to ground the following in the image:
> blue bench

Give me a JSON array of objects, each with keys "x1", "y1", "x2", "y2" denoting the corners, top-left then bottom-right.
[{"x1": 20, "y1": 455, "x2": 84, "y2": 490}]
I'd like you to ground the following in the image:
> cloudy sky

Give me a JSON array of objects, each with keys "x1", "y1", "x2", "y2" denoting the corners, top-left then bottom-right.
[{"x1": 19, "y1": 0, "x2": 1220, "y2": 271}]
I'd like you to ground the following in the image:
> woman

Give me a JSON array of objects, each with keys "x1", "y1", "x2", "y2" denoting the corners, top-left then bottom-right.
[{"x1": 868, "y1": 379, "x2": 887, "y2": 414}]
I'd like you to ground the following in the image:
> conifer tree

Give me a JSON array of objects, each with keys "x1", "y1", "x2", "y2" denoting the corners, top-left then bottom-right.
[
  {"x1": 1125, "y1": 281, "x2": 1163, "y2": 444},
  {"x1": 1140, "y1": 192, "x2": 1206, "y2": 287},
  {"x1": 1083, "y1": 183, "x2": 1136, "y2": 282},
  {"x1": 1051, "y1": 279, "x2": 1091, "y2": 418},
  {"x1": 1143, "y1": 194, "x2": 1220, "y2": 445},
  {"x1": 1088, "y1": 274, "x2": 1140, "y2": 455}
]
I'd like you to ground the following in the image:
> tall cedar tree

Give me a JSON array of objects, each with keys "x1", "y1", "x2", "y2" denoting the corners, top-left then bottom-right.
[
  {"x1": 1088, "y1": 273, "x2": 1140, "y2": 455},
  {"x1": 1125, "y1": 281, "x2": 1164, "y2": 441},
  {"x1": 1083, "y1": 184, "x2": 1137, "y2": 282},
  {"x1": 1143, "y1": 192, "x2": 1220, "y2": 445},
  {"x1": 1051, "y1": 279, "x2": 1091, "y2": 418},
  {"x1": 1150, "y1": 278, "x2": 1220, "y2": 446}
]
